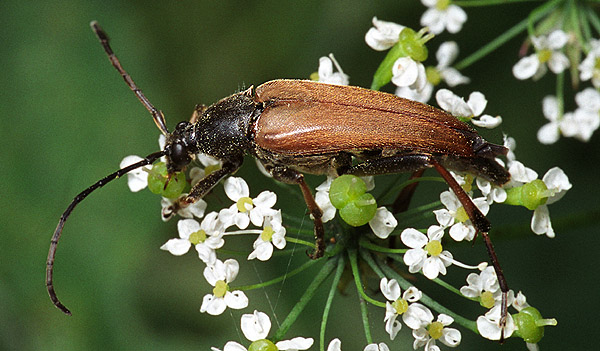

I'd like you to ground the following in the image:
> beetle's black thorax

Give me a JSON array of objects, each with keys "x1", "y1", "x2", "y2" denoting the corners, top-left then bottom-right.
[{"x1": 193, "y1": 88, "x2": 258, "y2": 160}]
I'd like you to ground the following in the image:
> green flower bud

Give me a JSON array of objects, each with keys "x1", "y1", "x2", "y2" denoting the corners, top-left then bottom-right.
[
  {"x1": 513, "y1": 307, "x2": 545, "y2": 343},
  {"x1": 504, "y1": 179, "x2": 548, "y2": 210},
  {"x1": 339, "y1": 193, "x2": 377, "y2": 227},
  {"x1": 147, "y1": 162, "x2": 187, "y2": 198},
  {"x1": 329, "y1": 175, "x2": 378, "y2": 226},
  {"x1": 329, "y1": 175, "x2": 368, "y2": 209}
]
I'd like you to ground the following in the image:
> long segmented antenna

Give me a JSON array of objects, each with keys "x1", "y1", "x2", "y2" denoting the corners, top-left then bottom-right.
[
  {"x1": 47, "y1": 151, "x2": 165, "y2": 315},
  {"x1": 90, "y1": 21, "x2": 170, "y2": 135}
]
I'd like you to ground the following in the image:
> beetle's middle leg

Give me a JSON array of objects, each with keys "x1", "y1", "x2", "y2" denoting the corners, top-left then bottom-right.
[{"x1": 268, "y1": 166, "x2": 325, "y2": 259}]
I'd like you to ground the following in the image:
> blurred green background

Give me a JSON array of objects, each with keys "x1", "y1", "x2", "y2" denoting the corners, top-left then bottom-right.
[{"x1": 2, "y1": 1, "x2": 599, "y2": 350}]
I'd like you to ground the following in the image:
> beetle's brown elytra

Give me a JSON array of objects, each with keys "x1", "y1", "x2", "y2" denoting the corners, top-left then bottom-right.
[{"x1": 47, "y1": 21, "x2": 511, "y2": 339}]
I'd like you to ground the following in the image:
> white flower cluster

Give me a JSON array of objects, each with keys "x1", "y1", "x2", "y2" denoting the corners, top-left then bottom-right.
[{"x1": 512, "y1": 29, "x2": 600, "y2": 143}]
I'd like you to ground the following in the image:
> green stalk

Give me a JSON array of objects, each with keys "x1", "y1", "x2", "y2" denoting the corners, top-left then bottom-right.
[
  {"x1": 320, "y1": 256, "x2": 346, "y2": 351},
  {"x1": 272, "y1": 257, "x2": 338, "y2": 342}
]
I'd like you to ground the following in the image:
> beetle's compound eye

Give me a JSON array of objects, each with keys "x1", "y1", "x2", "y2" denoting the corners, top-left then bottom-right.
[{"x1": 169, "y1": 142, "x2": 191, "y2": 169}]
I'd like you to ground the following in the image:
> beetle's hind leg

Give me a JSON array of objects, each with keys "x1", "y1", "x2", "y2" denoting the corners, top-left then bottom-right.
[
  {"x1": 345, "y1": 154, "x2": 509, "y2": 340},
  {"x1": 268, "y1": 166, "x2": 325, "y2": 259}
]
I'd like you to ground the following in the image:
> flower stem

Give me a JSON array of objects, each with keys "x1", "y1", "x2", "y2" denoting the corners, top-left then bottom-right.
[
  {"x1": 320, "y1": 256, "x2": 346, "y2": 351},
  {"x1": 272, "y1": 257, "x2": 339, "y2": 342},
  {"x1": 236, "y1": 258, "x2": 320, "y2": 291},
  {"x1": 454, "y1": 0, "x2": 542, "y2": 6}
]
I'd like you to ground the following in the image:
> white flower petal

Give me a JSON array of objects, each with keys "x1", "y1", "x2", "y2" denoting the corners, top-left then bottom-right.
[
  {"x1": 248, "y1": 240, "x2": 274, "y2": 261},
  {"x1": 513, "y1": 55, "x2": 540, "y2": 80},
  {"x1": 531, "y1": 205, "x2": 554, "y2": 238},
  {"x1": 391, "y1": 57, "x2": 419, "y2": 87},
  {"x1": 380, "y1": 277, "x2": 401, "y2": 301},
  {"x1": 200, "y1": 295, "x2": 227, "y2": 315},
  {"x1": 241, "y1": 311, "x2": 271, "y2": 341},
  {"x1": 327, "y1": 338, "x2": 342, "y2": 351},
  {"x1": 224, "y1": 290, "x2": 249, "y2": 310},
  {"x1": 369, "y1": 207, "x2": 397, "y2": 239},
  {"x1": 537, "y1": 122, "x2": 560, "y2": 144},
  {"x1": 276, "y1": 337, "x2": 314, "y2": 350},
  {"x1": 401, "y1": 228, "x2": 428, "y2": 248},
  {"x1": 160, "y1": 238, "x2": 192, "y2": 256},
  {"x1": 224, "y1": 177, "x2": 249, "y2": 201}
]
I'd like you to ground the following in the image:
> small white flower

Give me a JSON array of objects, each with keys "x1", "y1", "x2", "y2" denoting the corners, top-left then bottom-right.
[
  {"x1": 560, "y1": 88, "x2": 600, "y2": 142},
  {"x1": 220, "y1": 177, "x2": 278, "y2": 229},
  {"x1": 412, "y1": 312, "x2": 462, "y2": 350},
  {"x1": 236, "y1": 311, "x2": 313, "y2": 351},
  {"x1": 460, "y1": 266, "x2": 501, "y2": 310},
  {"x1": 420, "y1": 0, "x2": 467, "y2": 34},
  {"x1": 160, "y1": 194, "x2": 207, "y2": 221},
  {"x1": 530, "y1": 167, "x2": 572, "y2": 238},
  {"x1": 248, "y1": 211, "x2": 286, "y2": 261},
  {"x1": 365, "y1": 17, "x2": 405, "y2": 51},
  {"x1": 579, "y1": 39, "x2": 600, "y2": 88},
  {"x1": 120, "y1": 155, "x2": 149, "y2": 192},
  {"x1": 369, "y1": 207, "x2": 398, "y2": 239},
  {"x1": 436, "y1": 89, "x2": 502, "y2": 128},
  {"x1": 380, "y1": 277, "x2": 422, "y2": 340},
  {"x1": 317, "y1": 54, "x2": 349, "y2": 85},
  {"x1": 200, "y1": 259, "x2": 248, "y2": 315},
  {"x1": 392, "y1": 57, "x2": 427, "y2": 93},
  {"x1": 513, "y1": 30, "x2": 570, "y2": 80},
  {"x1": 435, "y1": 41, "x2": 470, "y2": 87},
  {"x1": 476, "y1": 177, "x2": 507, "y2": 204},
  {"x1": 477, "y1": 298, "x2": 516, "y2": 341},
  {"x1": 401, "y1": 225, "x2": 453, "y2": 279},
  {"x1": 160, "y1": 214, "x2": 224, "y2": 265},
  {"x1": 434, "y1": 190, "x2": 489, "y2": 242}
]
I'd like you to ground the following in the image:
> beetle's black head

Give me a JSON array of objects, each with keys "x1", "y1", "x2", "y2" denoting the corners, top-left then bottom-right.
[{"x1": 164, "y1": 121, "x2": 198, "y2": 174}]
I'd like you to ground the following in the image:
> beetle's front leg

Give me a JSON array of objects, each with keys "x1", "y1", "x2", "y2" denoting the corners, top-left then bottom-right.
[
  {"x1": 268, "y1": 166, "x2": 325, "y2": 259},
  {"x1": 163, "y1": 158, "x2": 243, "y2": 220}
]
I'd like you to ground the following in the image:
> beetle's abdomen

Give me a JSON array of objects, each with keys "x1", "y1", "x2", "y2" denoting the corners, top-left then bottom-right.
[{"x1": 253, "y1": 80, "x2": 476, "y2": 157}]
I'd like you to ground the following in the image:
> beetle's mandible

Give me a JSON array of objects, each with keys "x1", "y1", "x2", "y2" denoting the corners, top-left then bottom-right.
[{"x1": 47, "y1": 21, "x2": 511, "y2": 339}]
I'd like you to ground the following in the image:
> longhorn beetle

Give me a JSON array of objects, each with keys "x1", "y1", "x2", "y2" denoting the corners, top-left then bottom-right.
[{"x1": 48, "y1": 21, "x2": 510, "y2": 338}]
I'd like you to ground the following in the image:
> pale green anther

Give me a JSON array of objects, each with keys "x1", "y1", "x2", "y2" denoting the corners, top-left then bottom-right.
[
  {"x1": 204, "y1": 164, "x2": 221, "y2": 177},
  {"x1": 425, "y1": 240, "x2": 443, "y2": 256},
  {"x1": 188, "y1": 230, "x2": 207, "y2": 245},
  {"x1": 436, "y1": 0, "x2": 450, "y2": 11},
  {"x1": 212, "y1": 280, "x2": 228, "y2": 298},
  {"x1": 480, "y1": 291, "x2": 495, "y2": 309},
  {"x1": 248, "y1": 339, "x2": 278, "y2": 351},
  {"x1": 261, "y1": 226, "x2": 274, "y2": 242},
  {"x1": 537, "y1": 49, "x2": 552, "y2": 63},
  {"x1": 463, "y1": 174, "x2": 474, "y2": 192},
  {"x1": 428, "y1": 321, "x2": 444, "y2": 339},
  {"x1": 426, "y1": 66, "x2": 441, "y2": 86},
  {"x1": 237, "y1": 197, "x2": 254, "y2": 213},
  {"x1": 392, "y1": 299, "x2": 409, "y2": 315},
  {"x1": 454, "y1": 206, "x2": 469, "y2": 223}
]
